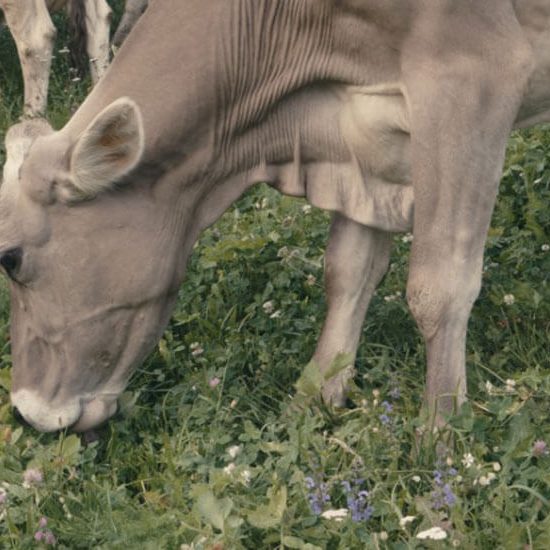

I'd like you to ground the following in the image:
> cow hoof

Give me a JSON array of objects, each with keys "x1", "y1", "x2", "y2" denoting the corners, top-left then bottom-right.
[{"x1": 321, "y1": 370, "x2": 354, "y2": 407}]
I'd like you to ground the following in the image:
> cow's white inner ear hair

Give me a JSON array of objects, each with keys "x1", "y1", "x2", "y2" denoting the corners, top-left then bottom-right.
[{"x1": 68, "y1": 97, "x2": 144, "y2": 201}]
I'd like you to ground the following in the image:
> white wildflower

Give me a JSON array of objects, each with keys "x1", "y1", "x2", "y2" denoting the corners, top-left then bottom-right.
[
  {"x1": 302, "y1": 204, "x2": 312, "y2": 214},
  {"x1": 227, "y1": 445, "x2": 242, "y2": 459},
  {"x1": 320, "y1": 508, "x2": 348, "y2": 521},
  {"x1": 240, "y1": 469, "x2": 252, "y2": 486},
  {"x1": 400, "y1": 515, "x2": 416, "y2": 527},
  {"x1": 503, "y1": 294, "x2": 515, "y2": 306},
  {"x1": 541, "y1": 244, "x2": 549, "y2": 252},
  {"x1": 379, "y1": 531, "x2": 389, "y2": 541},
  {"x1": 306, "y1": 274, "x2": 316, "y2": 286},
  {"x1": 505, "y1": 379, "x2": 516, "y2": 392},
  {"x1": 474, "y1": 472, "x2": 496, "y2": 487},
  {"x1": 411, "y1": 475, "x2": 421, "y2": 483},
  {"x1": 485, "y1": 381, "x2": 495, "y2": 395},
  {"x1": 416, "y1": 526, "x2": 447, "y2": 540},
  {"x1": 223, "y1": 463, "x2": 236, "y2": 475},
  {"x1": 401, "y1": 233, "x2": 414, "y2": 243},
  {"x1": 462, "y1": 453, "x2": 475, "y2": 468},
  {"x1": 262, "y1": 301, "x2": 274, "y2": 314},
  {"x1": 446, "y1": 457, "x2": 454, "y2": 467},
  {"x1": 190, "y1": 342, "x2": 204, "y2": 357},
  {"x1": 269, "y1": 310, "x2": 282, "y2": 319},
  {"x1": 493, "y1": 462, "x2": 501, "y2": 472}
]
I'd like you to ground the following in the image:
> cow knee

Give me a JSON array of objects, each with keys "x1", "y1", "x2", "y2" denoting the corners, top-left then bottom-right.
[
  {"x1": 406, "y1": 274, "x2": 481, "y2": 340},
  {"x1": 22, "y1": 24, "x2": 56, "y2": 60}
]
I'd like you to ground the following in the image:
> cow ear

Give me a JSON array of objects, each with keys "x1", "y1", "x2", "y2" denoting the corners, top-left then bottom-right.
[{"x1": 64, "y1": 97, "x2": 144, "y2": 202}]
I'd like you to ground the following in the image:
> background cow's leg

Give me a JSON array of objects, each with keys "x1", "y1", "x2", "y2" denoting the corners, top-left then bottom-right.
[
  {"x1": 313, "y1": 213, "x2": 392, "y2": 406},
  {"x1": 1, "y1": 0, "x2": 56, "y2": 117},
  {"x1": 112, "y1": 0, "x2": 148, "y2": 50},
  {"x1": 82, "y1": 0, "x2": 111, "y2": 82},
  {"x1": 402, "y1": 3, "x2": 534, "y2": 423}
]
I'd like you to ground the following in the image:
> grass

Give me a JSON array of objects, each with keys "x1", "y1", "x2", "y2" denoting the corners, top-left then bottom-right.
[{"x1": 0, "y1": 6, "x2": 549, "y2": 549}]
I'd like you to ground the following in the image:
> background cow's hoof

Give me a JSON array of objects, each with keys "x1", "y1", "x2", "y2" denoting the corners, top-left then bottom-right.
[{"x1": 321, "y1": 367, "x2": 355, "y2": 407}]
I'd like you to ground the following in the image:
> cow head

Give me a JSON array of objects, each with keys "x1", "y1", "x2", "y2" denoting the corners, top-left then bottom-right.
[{"x1": 2, "y1": 98, "x2": 184, "y2": 432}]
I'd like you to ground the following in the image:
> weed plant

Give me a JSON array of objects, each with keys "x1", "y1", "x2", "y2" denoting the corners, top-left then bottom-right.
[{"x1": 0, "y1": 5, "x2": 549, "y2": 549}]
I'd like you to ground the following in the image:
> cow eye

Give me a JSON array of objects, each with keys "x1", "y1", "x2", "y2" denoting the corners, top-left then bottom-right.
[{"x1": 0, "y1": 248, "x2": 22, "y2": 280}]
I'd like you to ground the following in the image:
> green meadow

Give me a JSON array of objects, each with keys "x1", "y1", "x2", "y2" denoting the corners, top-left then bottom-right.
[{"x1": 0, "y1": 6, "x2": 549, "y2": 549}]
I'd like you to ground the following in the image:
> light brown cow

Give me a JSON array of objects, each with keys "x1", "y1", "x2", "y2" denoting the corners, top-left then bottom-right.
[{"x1": 2, "y1": 0, "x2": 548, "y2": 432}]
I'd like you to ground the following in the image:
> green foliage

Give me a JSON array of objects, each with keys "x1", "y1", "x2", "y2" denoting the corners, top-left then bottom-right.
[{"x1": 0, "y1": 5, "x2": 548, "y2": 548}]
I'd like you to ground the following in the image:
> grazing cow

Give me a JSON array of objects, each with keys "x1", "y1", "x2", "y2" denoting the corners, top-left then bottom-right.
[{"x1": 2, "y1": 0, "x2": 547, "y2": 432}]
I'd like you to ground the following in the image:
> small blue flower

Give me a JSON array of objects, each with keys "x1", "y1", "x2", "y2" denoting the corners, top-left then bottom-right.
[
  {"x1": 379, "y1": 413, "x2": 390, "y2": 425},
  {"x1": 382, "y1": 400, "x2": 393, "y2": 413}
]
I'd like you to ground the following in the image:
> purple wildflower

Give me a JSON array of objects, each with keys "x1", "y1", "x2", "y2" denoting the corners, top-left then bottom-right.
[
  {"x1": 533, "y1": 440, "x2": 549, "y2": 457},
  {"x1": 305, "y1": 476, "x2": 331, "y2": 515},
  {"x1": 341, "y1": 479, "x2": 374, "y2": 522},
  {"x1": 34, "y1": 531, "x2": 44, "y2": 542},
  {"x1": 39, "y1": 517, "x2": 48, "y2": 528},
  {"x1": 44, "y1": 531, "x2": 56, "y2": 545},
  {"x1": 431, "y1": 463, "x2": 457, "y2": 511},
  {"x1": 381, "y1": 401, "x2": 393, "y2": 413},
  {"x1": 379, "y1": 414, "x2": 390, "y2": 425},
  {"x1": 208, "y1": 377, "x2": 220, "y2": 389}
]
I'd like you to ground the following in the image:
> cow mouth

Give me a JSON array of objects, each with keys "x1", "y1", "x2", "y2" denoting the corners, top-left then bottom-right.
[{"x1": 11, "y1": 389, "x2": 118, "y2": 432}]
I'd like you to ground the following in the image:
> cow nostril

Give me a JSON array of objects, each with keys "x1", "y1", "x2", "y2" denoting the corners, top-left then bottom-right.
[{"x1": 13, "y1": 406, "x2": 32, "y2": 428}]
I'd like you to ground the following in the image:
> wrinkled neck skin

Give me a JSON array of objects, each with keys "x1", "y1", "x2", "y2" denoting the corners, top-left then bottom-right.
[{"x1": 9, "y1": 0, "x2": 550, "y2": 432}]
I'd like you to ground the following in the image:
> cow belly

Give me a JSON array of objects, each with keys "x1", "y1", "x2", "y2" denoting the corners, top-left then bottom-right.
[{"x1": 269, "y1": 84, "x2": 413, "y2": 233}]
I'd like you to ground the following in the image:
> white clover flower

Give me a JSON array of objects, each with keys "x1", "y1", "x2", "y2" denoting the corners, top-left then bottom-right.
[
  {"x1": 190, "y1": 342, "x2": 204, "y2": 357},
  {"x1": 401, "y1": 233, "x2": 414, "y2": 243},
  {"x1": 485, "y1": 381, "x2": 495, "y2": 395},
  {"x1": 262, "y1": 301, "x2": 274, "y2": 314},
  {"x1": 302, "y1": 204, "x2": 312, "y2": 214},
  {"x1": 493, "y1": 462, "x2": 501, "y2": 472},
  {"x1": 223, "y1": 463, "x2": 236, "y2": 475},
  {"x1": 541, "y1": 244, "x2": 549, "y2": 252},
  {"x1": 505, "y1": 379, "x2": 516, "y2": 392},
  {"x1": 477, "y1": 474, "x2": 495, "y2": 487},
  {"x1": 22, "y1": 468, "x2": 43, "y2": 488},
  {"x1": 462, "y1": 453, "x2": 475, "y2": 468},
  {"x1": 306, "y1": 274, "x2": 316, "y2": 286},
  {"x1": 227, "y1": 445, "x2": 242, "y2": 459},
  {"x1": 240, "y1": 469, "x2": 252, "y2": 486},
  {"x1": 411, "y1": 475, "x2": 421, "y2": 483},
  {"x1": 416, "y1": 526, "x2": 447, "y2": 540},
  {"x1": 320, "y1": 508, "x2": 348, "y2": 521},
  {"x1": 270, "y1": 310, "x2": 282, "y2": 319},
  {"x1": 379, "y1": 531, "x2": 389, "y2": 541},
  {"x1": 503, "y1": 294, "x2": 515, "y2": 306},
  {"x1": 400, "y1": 515, "x2": 416, "y2": 527}
]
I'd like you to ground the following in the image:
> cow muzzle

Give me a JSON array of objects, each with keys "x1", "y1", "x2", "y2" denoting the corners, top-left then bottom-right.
[{"x1": 10, "y1": 389, "x2": 118, "y2": 432}]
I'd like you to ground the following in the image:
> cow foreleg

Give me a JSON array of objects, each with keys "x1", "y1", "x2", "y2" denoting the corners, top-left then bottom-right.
[
  {"x1": 112, "y1": 0, "x2": 148, "y2": 50},
  {"x1": 402, "y1": 3, "x2": 534, "y2": 423},
  {"x1": 313, "y1": 214, "x2": 392, "y2": 406},
  {"x1": 83, "y1": 0, "x2": 111, "y2": 83},
  {"x1": 1, "y1": 0, "x2": 56, "y2": 117}
]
